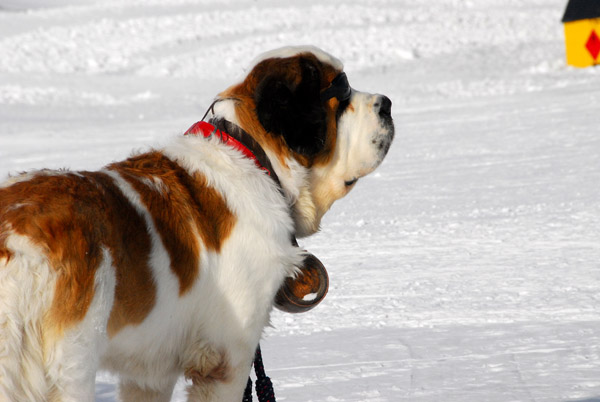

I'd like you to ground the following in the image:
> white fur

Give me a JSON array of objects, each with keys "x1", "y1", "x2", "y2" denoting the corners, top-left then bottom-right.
[
  {"x1": 0, "y1": 232, "x2": 56, "y2": 401},
  {"x1": 314, "y1": 90, "x2": 392, "y2": 187}
]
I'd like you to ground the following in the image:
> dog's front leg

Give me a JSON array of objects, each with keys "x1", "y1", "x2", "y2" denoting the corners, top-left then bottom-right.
[
  {"x1": 183, "y1": 341, "x2": 254, "y2": 402},
  {"x1": 119, "y1": 378, "x2": 177, "y2": 402}
]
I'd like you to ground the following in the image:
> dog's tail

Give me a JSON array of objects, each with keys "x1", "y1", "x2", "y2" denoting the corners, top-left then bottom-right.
[{"x1": 0, "y1": 235, "x2": 55, "y2": 402}]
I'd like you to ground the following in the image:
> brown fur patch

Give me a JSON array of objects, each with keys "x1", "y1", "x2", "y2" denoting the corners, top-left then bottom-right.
[
  {"x1": 85, "y1": 172, "x2": 157, "y2": 337},
  {"x1": 0, "y1": 228, "x2": 12, "y2": 262},
  {"x1": 0, "y1": 171, "x2": 156, "y2": 336},
  {"x1": 108, "y1": 151, "x2": 235, "y2": 295},
  {"x1": 219, "y1": 53, "x2": 342, "y2": 168}
]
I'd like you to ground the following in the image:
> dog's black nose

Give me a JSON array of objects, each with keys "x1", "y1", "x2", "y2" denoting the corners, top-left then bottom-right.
[{"x1": 377, "y1": 95, "x2": 392, "y2": 117}]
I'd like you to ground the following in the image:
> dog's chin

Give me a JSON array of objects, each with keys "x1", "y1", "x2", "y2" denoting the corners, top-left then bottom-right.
[{"x1": 291, "y1": 202, "x2": 321, "y2": 239}]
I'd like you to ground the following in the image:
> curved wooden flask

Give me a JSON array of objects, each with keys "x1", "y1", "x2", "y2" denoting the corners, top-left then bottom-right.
[{"x1": 274, "y1": 253, "x2": 329, "y2": 313}]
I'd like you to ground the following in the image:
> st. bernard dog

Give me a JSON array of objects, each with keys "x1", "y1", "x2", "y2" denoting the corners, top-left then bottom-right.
[{"x1": 0, "y1": 46, "x2": 394, "y2": 401}]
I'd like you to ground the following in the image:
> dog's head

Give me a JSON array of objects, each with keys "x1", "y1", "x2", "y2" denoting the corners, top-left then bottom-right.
[{"x1": 214, "y1": 46, "x2": 394, "y2": 237}]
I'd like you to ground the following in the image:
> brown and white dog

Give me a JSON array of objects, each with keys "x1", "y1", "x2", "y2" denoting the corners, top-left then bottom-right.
[{"x1": 0, "y1": 46, "x2": 394, "y2": 401}]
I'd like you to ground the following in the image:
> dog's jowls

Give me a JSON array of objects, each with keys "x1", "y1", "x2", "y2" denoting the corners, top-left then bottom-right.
[{"x1": 0, "y1": 45, "x2": 394, "y2": 402}]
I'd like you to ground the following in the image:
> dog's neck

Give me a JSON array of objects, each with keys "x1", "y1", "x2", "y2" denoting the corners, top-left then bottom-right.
[
  {"x1": 208, "y1": 98, "x2": 320, "y2": 237},
  {"x1": 208, "y1": 118, "x2": 280, "y2": 185}
]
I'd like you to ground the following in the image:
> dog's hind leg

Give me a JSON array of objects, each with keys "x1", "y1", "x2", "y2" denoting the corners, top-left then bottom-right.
[
  {"x1": 43, "y1": 249, "x2": 116, "y2": 402},
  {"x1": 0, "y1": 235, "x2": 56, "y2": 402},
  {"x1": 43, "y1": 331, "x2": 103, "y2": 402},
  {"x1": 183, "y1": 341, "x2": 254, "y2": 402},
  {"x1": 185, "y1": 359, "x2": 252, "y2": 402}
]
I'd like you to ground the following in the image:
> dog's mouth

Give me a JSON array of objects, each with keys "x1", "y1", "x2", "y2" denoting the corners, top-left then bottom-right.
[{"x1": 344, "y1": 177, "x2": 358, "y2": 188}]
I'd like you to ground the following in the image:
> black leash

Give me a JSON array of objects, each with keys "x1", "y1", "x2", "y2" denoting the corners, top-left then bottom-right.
[{"x1": 243, "y1": 345, "x2": 276, "y2": 402}]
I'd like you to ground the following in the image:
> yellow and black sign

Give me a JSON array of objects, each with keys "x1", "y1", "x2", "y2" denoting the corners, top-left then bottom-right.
[{"x1": 562, "y1": 0, "x2": 600, "y2": 67}]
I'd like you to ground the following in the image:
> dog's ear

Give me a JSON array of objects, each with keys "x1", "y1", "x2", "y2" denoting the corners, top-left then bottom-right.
[{"x1": 255, "y1": 58, "x2": 327, "y2": 157}]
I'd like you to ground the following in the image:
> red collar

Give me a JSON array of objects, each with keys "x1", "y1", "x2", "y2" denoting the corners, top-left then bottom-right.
[{"x1": 184, "y1": 121, "x2": 271, "y2": 176}]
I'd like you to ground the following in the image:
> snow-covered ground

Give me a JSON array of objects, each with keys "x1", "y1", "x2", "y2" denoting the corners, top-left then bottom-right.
[{"x1": 1, "y1": 0, "x2": 600, "y2": 401}]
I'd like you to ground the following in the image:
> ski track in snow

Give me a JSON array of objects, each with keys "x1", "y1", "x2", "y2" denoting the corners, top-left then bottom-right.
[{"x1": 1, "y1": 0, "x2": 600, "y2": 401}]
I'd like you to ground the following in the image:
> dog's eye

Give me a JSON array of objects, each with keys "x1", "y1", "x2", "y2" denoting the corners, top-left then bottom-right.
[
  {"x1": 321, "y1": 72, "x2": 351, "y2": 102},
  {"x1": 344, "y1": 178, "x2": 358, "y2": 187}
]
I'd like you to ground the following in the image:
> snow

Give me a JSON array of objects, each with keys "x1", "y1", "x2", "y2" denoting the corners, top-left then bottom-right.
[{"x1": 1, "y1": 0, "x2": 599, "y2": 401}]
